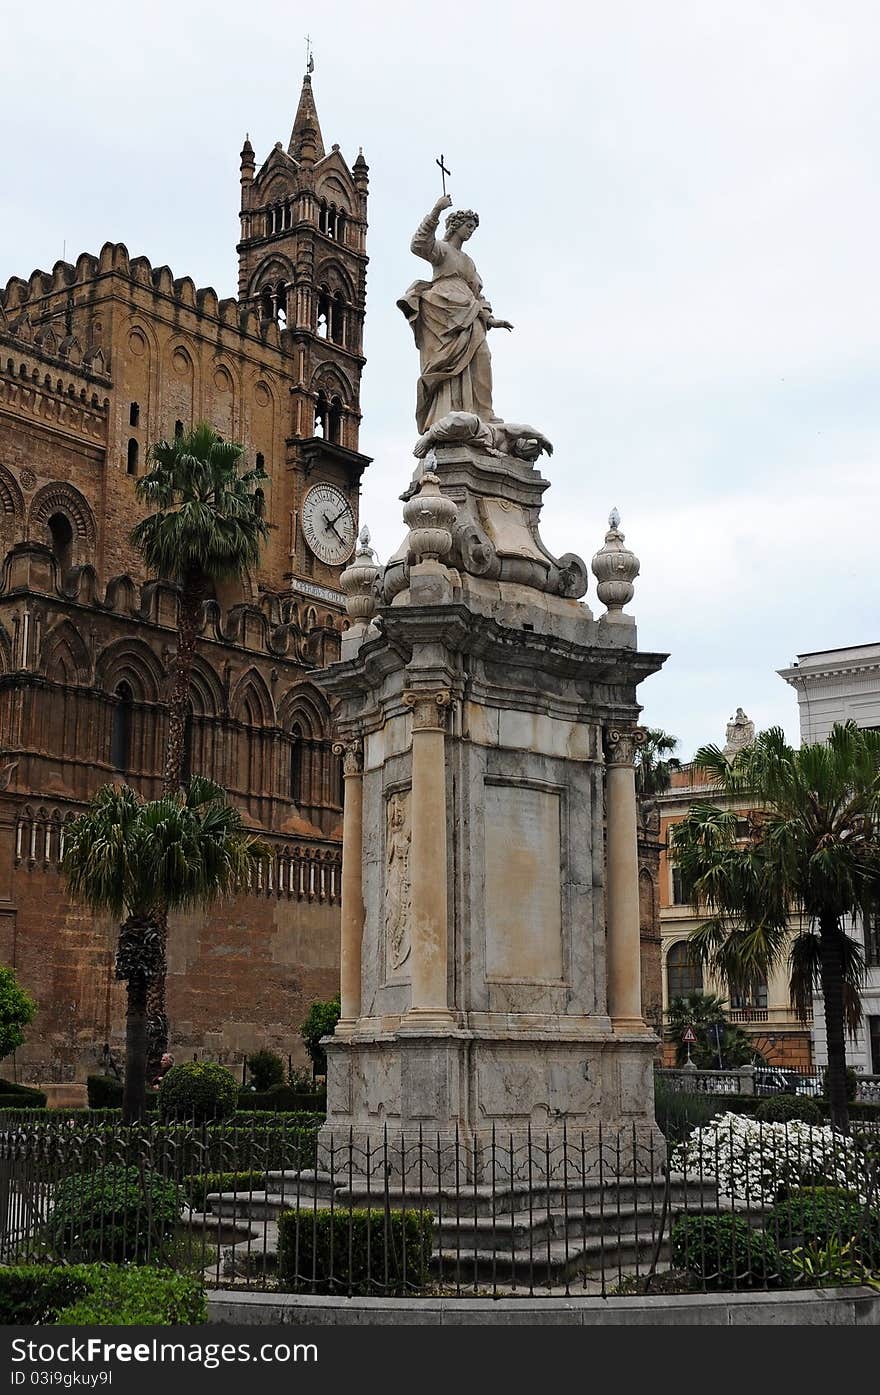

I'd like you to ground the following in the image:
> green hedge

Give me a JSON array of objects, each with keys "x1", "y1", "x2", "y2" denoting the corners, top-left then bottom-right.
[
  {"x1": 238, "y1": 1086, "x2": 327, "y2": 1113},
  {"x1": 671, "y1": 1213, "x2": 792, "y2": 1290},
  {"x1": 0, "y1": 1115, "x2": 323, "y2": 1177},
  {"x1": 0, "y1": 1078, "x2": 46, "y2": 1109},
  {"x1": 767, "y1": 1186, "x2": 880, "y2": 1265},
  {"x1": 277, "y1": 1207, "x2": 434, "y2": 1296},
  {"x1": 0, "y1": 1265, "x2": 205, "y2": 1326},
  {"x1": 182, "y1": 1170, "x2": 270, "y2": 1210}
]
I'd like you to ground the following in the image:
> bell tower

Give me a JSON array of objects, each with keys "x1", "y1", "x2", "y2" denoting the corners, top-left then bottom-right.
[{"x1": 237, "y1": 71, "x2": 371, "y2": 595}]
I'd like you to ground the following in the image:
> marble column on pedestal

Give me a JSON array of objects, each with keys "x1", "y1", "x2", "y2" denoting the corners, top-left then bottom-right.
[
  {"x1": 333, "y1": 737, "x2": 364, "y2": 1035},
  {"x1": 604, "y1": 725, "x2": 648, "y2": 1033},
  {"x1": 400, "y1": 687, "x2": 454, "y2": 1029}
]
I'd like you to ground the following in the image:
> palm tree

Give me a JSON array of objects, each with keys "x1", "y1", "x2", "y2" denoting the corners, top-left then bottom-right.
[
  {"x1": 665, "y1": 991, "x2": 763, "y2": 1069},
  {"x1": 63, "y1": 779, "x2": 260, "y2": 1122},
  {"x1": 636, "y1": 728, "x2": 681, "y2": 796},
  {"x1": 130, "y1": 423, "x2": 269, "y2": 795},
  {"x1": 130, "y1": 424, "x2": 268, "y2": 1062},
  {"x1": 669, "y1": 722, "x2": 880, "y2": 1133}
]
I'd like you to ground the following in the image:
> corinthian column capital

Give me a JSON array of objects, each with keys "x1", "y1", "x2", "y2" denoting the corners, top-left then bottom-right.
[
  {"x1": 333, "y1": 738, "x2": 364, "y2": 777},
  {"x1": 403, "y1": 688, "x2": 453, "y2": 731},
  {"x1": 604, "y1": 725, "x2": 647, "y2": 766}
]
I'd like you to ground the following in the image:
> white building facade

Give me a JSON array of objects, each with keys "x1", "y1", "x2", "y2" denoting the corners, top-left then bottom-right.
[{"x1": 779, "y1": 642, "x2": 880, "y2": 1074}]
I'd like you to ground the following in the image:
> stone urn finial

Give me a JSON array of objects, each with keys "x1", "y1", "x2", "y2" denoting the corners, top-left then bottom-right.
[
  {"x1": 401, "y1": 472, "x2": 457, "y2": 564},
  {"x1": 591, "y1": 507, "x2": 640, "y2": 618},
  {"x1": 340, "y1": 525, "x2": 381, "y2": 624}
]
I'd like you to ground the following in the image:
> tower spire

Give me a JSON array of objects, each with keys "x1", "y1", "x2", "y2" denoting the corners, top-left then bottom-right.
[{"x1": 289, "y1": 73, "x2": 325, "y2": 162}]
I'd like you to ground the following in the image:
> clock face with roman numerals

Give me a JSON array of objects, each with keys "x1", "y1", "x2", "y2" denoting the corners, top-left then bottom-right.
[{"x1": 301, "y1": 484, "x2": 356, "y2": 566}]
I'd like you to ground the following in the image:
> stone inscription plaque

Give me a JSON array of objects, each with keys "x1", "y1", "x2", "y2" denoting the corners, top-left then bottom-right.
[{"x1": 484, "y1": 783, "x2": 563, "y2": 981}]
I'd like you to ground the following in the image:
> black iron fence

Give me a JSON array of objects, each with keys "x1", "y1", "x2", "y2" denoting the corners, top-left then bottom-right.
[{"x1": 1, "y1": 1111, "x2": 879, "y2": 1299}]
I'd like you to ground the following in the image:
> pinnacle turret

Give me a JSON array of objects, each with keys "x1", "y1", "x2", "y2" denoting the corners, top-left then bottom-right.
[{"x1": 289, "y1": 74, "x2": 325, "y2": 163}]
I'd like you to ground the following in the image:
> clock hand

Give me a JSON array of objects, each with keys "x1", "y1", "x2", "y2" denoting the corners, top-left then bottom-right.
[
  {"x1": 327, "y1": 505, "x2": 350, "y2": 527},
  {"x1": 322, "y1": 513, "x2": 344, "y2": 543}
]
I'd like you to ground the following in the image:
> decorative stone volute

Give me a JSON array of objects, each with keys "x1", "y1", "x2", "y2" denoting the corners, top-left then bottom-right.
[
  {"x1": 340, "y1": 526, "x2": 380, "y2": 624},
  {"x1": 401, "y1": 472, "x2": 457, "y2": 563},
  {"x1": 591, "y1": 508, "x2": 640, "y2": 618}
]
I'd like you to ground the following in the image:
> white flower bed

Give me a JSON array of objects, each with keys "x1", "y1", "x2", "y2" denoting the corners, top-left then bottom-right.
[{"x1": 670, "y1": 1113, "x2": 869, "y2": 1206}]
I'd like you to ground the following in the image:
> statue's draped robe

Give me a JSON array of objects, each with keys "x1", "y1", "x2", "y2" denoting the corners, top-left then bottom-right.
[{"x1": 397, "y1": 211, "x2": 496, "y2": 433}]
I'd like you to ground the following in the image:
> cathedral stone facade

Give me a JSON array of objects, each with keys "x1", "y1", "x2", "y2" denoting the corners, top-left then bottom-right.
[{"x1": 0, "y1": 77, "x2": 370, "y2": 1098}]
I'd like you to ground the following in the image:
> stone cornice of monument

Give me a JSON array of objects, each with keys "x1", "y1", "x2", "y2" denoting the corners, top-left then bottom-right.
[{"x1": 319, "y1": 604, "x2": 666, "y2": 740}]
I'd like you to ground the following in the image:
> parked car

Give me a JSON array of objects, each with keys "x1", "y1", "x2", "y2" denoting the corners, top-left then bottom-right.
[{"x1": 753, "y1": 1067, "x2": 819, "y2": 1097}]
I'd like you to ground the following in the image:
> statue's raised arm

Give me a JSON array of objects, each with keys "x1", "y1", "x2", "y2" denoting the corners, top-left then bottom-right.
[{"x1": 410, "y1": 194, "x2": 453, "y2": 264}]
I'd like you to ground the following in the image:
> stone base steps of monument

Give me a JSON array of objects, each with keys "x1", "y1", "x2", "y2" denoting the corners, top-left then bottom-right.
[{"x1": 192, "y1": 1169, "x2": 720, "y2": 1286}]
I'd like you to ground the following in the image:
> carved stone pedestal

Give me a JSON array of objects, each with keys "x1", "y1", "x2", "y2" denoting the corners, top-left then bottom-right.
[{"x1": 315, "y1": 442, "x2": 666, "y2": 1180}]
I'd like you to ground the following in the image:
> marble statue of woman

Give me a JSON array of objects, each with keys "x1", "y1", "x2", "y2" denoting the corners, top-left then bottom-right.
[{"x1": 397, "y1": 193, "x2": 513, "y2": 433}]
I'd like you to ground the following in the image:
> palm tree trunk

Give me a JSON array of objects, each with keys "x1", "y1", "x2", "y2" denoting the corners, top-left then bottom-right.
[
  {"x1": 164, "y1": 573, "x2": 205, "y2": 794},
  {"x1": 150, "y1": 573, "x2": 206, "y2": 1071},
  {"x1": 123, "y1": 976, "x2": 148, "y2": 1125},
  {"x1": 819, "y1": 916, "x2": 850, "y2": 1135}
]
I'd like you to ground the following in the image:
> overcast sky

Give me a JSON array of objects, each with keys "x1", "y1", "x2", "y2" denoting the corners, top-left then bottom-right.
[{"x1": 4, "y1": 1, "x2": 878, "y2": 758}]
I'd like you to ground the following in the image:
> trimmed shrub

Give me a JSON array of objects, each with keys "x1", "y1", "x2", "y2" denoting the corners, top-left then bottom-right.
[
  {"x1": 277, "y1": 1207, "x2": 434, "y2": 1296},
  {"x1": 182, "y1": 1170, "x2": 270, "y2": 1210},
  {"x1": 55, "y1": 1266, "x2": 206, "y2": 1325},
  {"x1": 87, "y1": 1074, "x2": 123, "y2": 1109},
  {"x1": 46, "y1": 1165, "x2": 181, "y2": 1261},
  {"x1": 767, "y1": 1186, "x2": 880, "y2": 1265},
  {"x1": 247, "y1": 1050, "x2": 285, "y2": 1092},
  {"x1": 755, "y1": 1093, "x2": 821, "y2": 1125},
  {"x1": 238, "y1": 1083, "x2": 327, "y2": 1113},
  {"x1": 0, "y1": 1078, "x2": 46, "y2": 1109},
  {"x1": 0, "y1": 1266, "x2": 92, "y2": 1324},
  {"x1": 671, "y1": 1213, "x2": 791, "y2": 1290},
  {"x1": 0, "y1": 1265, "x2": 206, "y2": 1326},
  {"x1": 157, "y1": 1062, "x2": 238, "y2": 1122}
]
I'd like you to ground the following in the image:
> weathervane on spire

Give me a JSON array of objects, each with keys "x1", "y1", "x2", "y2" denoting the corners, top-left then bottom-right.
[{"x1": 305, "y1": 34, "x2": 314, "y2": 74}]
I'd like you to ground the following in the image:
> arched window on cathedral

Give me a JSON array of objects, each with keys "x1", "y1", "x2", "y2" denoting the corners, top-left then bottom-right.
[
  {"x1": 110, "y1": 681, "x2": 133, "y2": 771},
  {"x1": 315, "y1": 391, "x2": 329, "y2": 440},
  {"x1": 255, "y1": 451, "x2": 265, "y2": 472},
  {"x1": 336, "y1": 212, "x2": 346, "y2": 245},
  {"x1": 175, "y1": 419, "x2": 184, "y2": 439},
  {"x1": 318, "y1": 203, "x2": 328, "y2": 235},
  {"x1": 129, "y1": 402, "x2": 140, "y2": 427},
  {"x1": 127, "y1": 438, "x2": 139, "y2": 475},
  {"x1": 316, "y1": 287, "x2": 331, "y2": 340},
  {"x1": 48, "y1": 512, "x2": 73, "y2": 576},
  {"x1": 331, "y1": 293, "x2": 346, "y2": 346},
  {"x1": 328, "y1": 395, "x2": 343, "y2": 445},
  {"x1": 260, "y1": 281, "x2": 287, "y2": 327}
]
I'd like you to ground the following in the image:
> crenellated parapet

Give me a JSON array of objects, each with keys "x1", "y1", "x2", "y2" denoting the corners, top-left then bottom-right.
[{"x1": 1, "y1": 241, "x2": 292, "y2": 366}]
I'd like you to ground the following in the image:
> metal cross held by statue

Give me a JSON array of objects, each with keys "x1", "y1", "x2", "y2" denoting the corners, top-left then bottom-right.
[{"x1": 436, "y1": 153, "x2": 452, "y2": 196}]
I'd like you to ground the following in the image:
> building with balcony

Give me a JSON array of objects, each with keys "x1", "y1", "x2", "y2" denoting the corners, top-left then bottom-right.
[{"x1": 657, "y1": 709, "x2": 813, "y2": 1069}]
